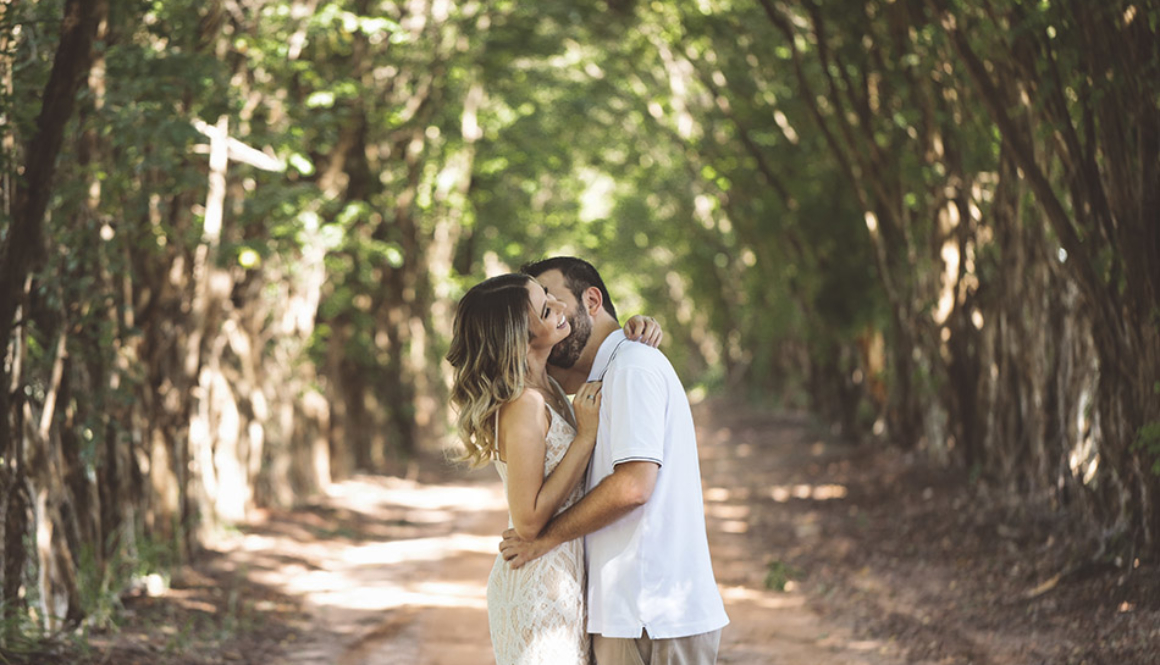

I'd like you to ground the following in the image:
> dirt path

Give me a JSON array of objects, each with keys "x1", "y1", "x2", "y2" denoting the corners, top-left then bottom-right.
[
  {"x1": 65, "y1": 398, "x2": 1156, "y2": 665},
  {"x1": 693, "y1": 408, "x2": 901, "y2": 665},
  {"x1": 212, "y1": 401, "x2": 904, "y2": 665}
]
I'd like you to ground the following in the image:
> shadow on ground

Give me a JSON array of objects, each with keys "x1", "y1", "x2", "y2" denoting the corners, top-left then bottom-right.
[{"x1": 18, "y1": 397, "x2": 1158, "y2": 664}]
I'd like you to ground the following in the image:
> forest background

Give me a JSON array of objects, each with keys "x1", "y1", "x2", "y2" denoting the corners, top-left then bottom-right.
[{"x1": 0, "y1": 0, "x2": 1157, "y2": 650}]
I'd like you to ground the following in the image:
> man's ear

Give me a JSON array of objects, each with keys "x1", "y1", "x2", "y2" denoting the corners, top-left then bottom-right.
[{"x1": 583, "y1": 286, "x2": 603, "y2": 316}]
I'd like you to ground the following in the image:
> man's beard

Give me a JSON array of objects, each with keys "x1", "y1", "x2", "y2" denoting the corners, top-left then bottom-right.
[{"x1": 548, "y1": 310, "x2": 592, "y2": 369}]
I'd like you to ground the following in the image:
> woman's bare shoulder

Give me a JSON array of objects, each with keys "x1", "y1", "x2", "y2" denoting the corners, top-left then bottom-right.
[{"x1": 498, "y1": 388, "x2": 547, "y2": 426}]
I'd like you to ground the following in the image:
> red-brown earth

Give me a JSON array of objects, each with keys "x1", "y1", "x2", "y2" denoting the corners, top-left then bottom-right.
[{"x1": 12, "y1": 398, "x2": 1159, "y2": 664}]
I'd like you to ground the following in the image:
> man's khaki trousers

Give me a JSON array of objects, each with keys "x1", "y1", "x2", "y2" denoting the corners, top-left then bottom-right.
[{"x1": 593, "y1": 628, "x2": 722, "y2": 665}]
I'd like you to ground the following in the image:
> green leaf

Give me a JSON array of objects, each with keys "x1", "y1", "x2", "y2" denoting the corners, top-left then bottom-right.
[{"x1": 288, "y1": 153, "x2": 315, "y2": 176}]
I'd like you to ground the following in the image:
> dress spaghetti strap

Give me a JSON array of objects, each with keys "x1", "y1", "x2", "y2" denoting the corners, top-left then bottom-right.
[{"x1": 493, "y1": 408, "x2": 501, "y2": 462}]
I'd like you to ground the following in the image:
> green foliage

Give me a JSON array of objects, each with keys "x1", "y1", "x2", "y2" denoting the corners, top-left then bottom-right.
[
  {"x1": 763, "y1": 560, "x2": 801, "y2": 592},
  {"x1": 6, "y1": 0, "x2": 1160, "y2": 646},
  {"x1": 0, "y1": 600, "x2": 51, "y2": 655},
  {"x1": 1132, "y1": 422, "x2": 1160, "y2": 477},
  {"x1": 446, "y1": 0, "x2": 892, "y2": 402},
  {"x1": 74, "y1": 528, "x2": 182, "y2": 633},
  {"x1": 0, "y1": 532, "x2": 52, "y2": 651}
]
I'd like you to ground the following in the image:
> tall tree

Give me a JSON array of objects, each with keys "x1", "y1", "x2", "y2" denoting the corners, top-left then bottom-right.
[{"x1": 1, "y1": 0, "x2": 106, "y2": 635}]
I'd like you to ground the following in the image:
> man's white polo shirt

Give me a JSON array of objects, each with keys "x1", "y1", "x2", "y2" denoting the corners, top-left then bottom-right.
[{"x1": 584, "y1": 330, "x2": 729, "y2": 639}]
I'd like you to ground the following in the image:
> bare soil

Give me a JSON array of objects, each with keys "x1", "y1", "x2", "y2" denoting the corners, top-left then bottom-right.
[{"x1": 18, "y1": 397, "x2": 1159, "y2": 664}]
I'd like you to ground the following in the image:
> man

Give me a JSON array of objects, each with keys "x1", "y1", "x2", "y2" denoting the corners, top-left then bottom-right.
[{"x1": 500, "y1": 256, "x2": 729, "y2": 664}]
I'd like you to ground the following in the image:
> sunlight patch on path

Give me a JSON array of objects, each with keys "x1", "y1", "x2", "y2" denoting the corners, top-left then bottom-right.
[
  {"x1": 325, "y1": 475, "x2": 508, "y2": 512},
  {"x1": 719, "y1": 584, "x2": 807, "y2": 610},
  {"x1": 338, "y1": 533, "x2": 500, "y2": 565},
  {"x1": 293, "y1": 576, "x2": 488, "y2": 612},
  {"x1": 228, "y1": 472, "x2": 506, "y2": 664}
]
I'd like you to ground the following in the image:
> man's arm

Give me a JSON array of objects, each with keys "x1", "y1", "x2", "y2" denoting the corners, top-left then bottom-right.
[{"x1": 499, "y1": 460, "x2": 658, "y2": 569}]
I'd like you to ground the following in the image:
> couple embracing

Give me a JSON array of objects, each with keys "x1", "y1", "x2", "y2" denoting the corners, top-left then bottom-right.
[{"x1": 447, "y1": 256, "x2": 728, "y2": 665}]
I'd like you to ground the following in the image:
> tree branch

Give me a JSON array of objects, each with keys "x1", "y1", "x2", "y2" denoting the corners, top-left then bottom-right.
[
  {"x1": 0, "y1": 0, "x2": 104, "y2": 472},
  {"x1": 930, "y1": 0, "x2": 1117, "y2": 330}
]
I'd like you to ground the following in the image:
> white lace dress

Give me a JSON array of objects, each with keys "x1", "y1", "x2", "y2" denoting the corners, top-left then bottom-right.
[{"x1": 487, "y1": 404, "x2": 591, "y2": 665}]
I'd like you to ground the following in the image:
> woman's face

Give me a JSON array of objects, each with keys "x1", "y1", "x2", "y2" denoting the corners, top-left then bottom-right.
[{"x1": 525, "y1": 279, "x2": 571, "y2": 350}]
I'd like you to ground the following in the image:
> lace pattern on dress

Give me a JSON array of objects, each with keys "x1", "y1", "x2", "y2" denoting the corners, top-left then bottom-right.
[{"x1": 487, "y1": 403, "x2": 591, "y2": 665}]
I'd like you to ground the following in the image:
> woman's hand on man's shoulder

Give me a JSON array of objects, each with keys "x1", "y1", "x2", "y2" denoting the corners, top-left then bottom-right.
[{"x1": 623, "y1": 315, "x2": 663, "y2": 347}]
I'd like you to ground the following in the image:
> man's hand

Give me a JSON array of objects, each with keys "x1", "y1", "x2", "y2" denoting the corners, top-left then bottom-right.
[{"x1": 499, "y1": 528, "x2": 551, "y2": 569}]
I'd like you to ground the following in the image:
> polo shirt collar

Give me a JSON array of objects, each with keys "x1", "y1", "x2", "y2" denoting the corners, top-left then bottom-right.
[{"x1": 587, "y1": 329, "x2": 626, "y2": 382}]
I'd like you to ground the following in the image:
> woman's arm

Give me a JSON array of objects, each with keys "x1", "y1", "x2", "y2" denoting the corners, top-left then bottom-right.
[{"x1": 501, "y1": 383, "x2": 603, "y2": 540}]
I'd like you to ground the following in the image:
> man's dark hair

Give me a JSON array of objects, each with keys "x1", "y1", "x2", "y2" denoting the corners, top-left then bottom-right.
[{"x1": 520, "y1": 256, "x2": 618, "y2": 322}]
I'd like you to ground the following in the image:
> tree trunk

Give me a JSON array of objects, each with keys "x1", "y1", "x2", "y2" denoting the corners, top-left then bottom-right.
[{"x1": 0, "y1": 0, "x2": 104, "y2": 636}]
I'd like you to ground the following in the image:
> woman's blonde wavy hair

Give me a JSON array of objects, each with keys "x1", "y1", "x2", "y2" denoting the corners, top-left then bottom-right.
[{"x1": 446, "y1": 273, "x2": 534, "y2": 467}]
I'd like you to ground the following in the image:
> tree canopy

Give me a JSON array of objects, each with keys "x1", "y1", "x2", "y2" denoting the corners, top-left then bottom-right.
[{"x1": 0, "y1": 0, "x2": 1157, "y2": 644}]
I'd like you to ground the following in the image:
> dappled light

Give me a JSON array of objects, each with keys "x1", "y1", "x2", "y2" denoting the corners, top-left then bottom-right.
[
  {"x1": 204, "y1": 468, "x2": 506, "y2": 661},
  {"x1": 337, "y1": 534, "x2": 497, "y2": 566},
  {"x1": 718, "y1": 585, "x2": 805, "y2": 610},
  {"x1": 1, "y1": 0, "x2": 1157, "y2": 662},
  {"x1": 289, "y1": 575, "x2": 488, "y2": 613},
  {"x1": 706, "y1": 503, "x2": 750, "y2": 520},
  {"x1": 766, "y1": 483, "x2": 849, "y2": 503},
  {"x1": 703, "y1": 487, "x2": 733, "y2": 502},
  {"x1": 326, "y1": 476, "x2": 508, "y2": 513}
]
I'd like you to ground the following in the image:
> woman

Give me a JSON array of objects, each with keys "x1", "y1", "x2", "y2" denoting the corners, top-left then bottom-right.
[{"x1": 446, "y1": 273, "x2": 659, "y2": 665}]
